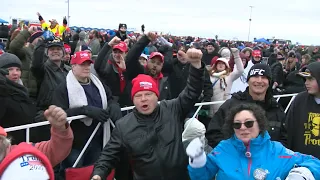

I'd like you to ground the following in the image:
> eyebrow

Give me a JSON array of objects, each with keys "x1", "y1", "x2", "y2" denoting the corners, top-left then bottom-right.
[{"x1": 234, "y1": 118, "x2": 255, "y2": 122}]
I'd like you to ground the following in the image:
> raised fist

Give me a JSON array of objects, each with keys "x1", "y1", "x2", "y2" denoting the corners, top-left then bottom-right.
[
  {"x1": 186, "y1": 48, "x2": 202, "y2": 63},
  {"x1": 147, "y1": 32, "x2": 157, "y2": 42},
  {"x1": 230, "y1": 48, "x2": 240, "y2": 58},
  {"x1": 230, "y1": 48, "x2": 239, "y2": 54},
  {"x1": 108, "y1": 36, "x2": 121, "y2": 47},
  {"x1": 44, "y1": 105, "x2": 67, "y2": 130}
]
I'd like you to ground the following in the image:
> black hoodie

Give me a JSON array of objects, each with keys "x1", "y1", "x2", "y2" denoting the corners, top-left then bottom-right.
[{"x1": 286, "y1": 62, "x2": 320, "y2": 159}]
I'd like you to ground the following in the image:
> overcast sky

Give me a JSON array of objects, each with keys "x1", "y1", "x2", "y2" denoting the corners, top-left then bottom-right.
[{"x1": 1, "y1": 0, "x2": 320, "y2": 45}]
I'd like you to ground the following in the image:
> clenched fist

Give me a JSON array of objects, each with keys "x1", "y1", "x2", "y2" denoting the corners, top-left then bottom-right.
[
  {"x1": 230, "y1": 48, "x2": 240, "y2": 58},
  {"x1": 187, "y1": 48, "x2": 202, "y2": 68},
  {"x1": 147, "y1": 32, "x2": 157, "y2": 42},
  {"x1": 44, "y1": 105, "x2": 67, "y2": 130},
  {"x1": 108, "y1": 36, "x2": 121, "y2": 47}
]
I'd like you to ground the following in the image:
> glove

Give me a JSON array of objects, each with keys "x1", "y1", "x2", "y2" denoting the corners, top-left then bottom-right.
[
  {"x1": 186, "y1": 137, "x2": 206, "y2": 168},
  {"x1": 42, "y1": 30, "x2": 54, "y2": 42},
  {"x1": 63, "y1": 16, "x2": 67, "y2": 25},
  {"x1": 230, "y1": 48, "x2": 240, "y2": 59},
  {"x1": 107, "y1": 103, "x2": 122, "y2": 123},
  {"x1": 285, "y1": 167, "x2": 315, "y2": 180},
  {"x1": 83, "y1": 106, "x2": 110, "y2": 123}
]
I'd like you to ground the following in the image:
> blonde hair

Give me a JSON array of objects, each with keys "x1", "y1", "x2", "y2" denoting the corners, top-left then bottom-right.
[{"x1": 0, "y1": 135, "x2": 11, "y2": 163}]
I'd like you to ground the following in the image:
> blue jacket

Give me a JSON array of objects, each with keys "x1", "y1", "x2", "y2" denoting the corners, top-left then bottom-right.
[{"x1": 188, "y1": 132, "x2": 320, "y2": 180}]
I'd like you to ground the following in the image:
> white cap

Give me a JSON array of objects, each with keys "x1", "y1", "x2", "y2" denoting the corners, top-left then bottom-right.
[{"x1": 1, "y1": 154, "x2": 50, "y2": 180}]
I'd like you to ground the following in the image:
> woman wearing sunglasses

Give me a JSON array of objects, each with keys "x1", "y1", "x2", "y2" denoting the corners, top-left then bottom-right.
[{"x1": 186, "y1": 103, "x2": 320, "y2": 180}]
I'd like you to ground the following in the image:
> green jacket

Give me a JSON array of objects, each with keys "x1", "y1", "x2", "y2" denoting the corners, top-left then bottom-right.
[{"x1": 9, "y1": 30, "x2": 38, "y2": 99}]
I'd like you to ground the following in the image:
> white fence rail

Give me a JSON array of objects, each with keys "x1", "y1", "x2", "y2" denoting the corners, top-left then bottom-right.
[{"x1": 4, "y1": 93, "x2": 297, "y2": 167}]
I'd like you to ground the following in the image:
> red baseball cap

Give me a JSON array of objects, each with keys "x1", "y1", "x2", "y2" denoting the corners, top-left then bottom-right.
[
  {"x1": 113, "y1": 42, "x2": 128, "y2": 52},
  {"x1": 149, "y1": 52, "x2": 164, "y2": 62},
  {"x1": 71, "y1": 51, "x2": 93, "y2": 65},
  {"x1": 252, "y1": 50, "x2": 261, "y2": 57}
]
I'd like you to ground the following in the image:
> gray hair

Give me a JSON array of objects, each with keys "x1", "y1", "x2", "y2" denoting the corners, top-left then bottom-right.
[{"x1": 0, "y1": 135, "x2": 11, "y2": 163}]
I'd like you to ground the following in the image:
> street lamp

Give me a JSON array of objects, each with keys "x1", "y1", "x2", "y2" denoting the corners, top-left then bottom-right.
[{"x1": 248, "y1": 6, "x2": 254, "y2": 42}]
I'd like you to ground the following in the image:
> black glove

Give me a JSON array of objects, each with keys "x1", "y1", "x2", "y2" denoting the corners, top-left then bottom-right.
[
  {"x1": 63, "y1": 16, "x2": 67, "y2": 25},
  {"x1": 108, "y1": 103, "x2": 122, "y2": 123},
  {"x1": 83, "y1": 106, "x2": 110, "y2": 123}
]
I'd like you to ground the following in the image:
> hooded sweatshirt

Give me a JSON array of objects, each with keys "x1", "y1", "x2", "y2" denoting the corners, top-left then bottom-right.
[{"x1": 286, "y1": 62, "x2": 320, "y2": 159}]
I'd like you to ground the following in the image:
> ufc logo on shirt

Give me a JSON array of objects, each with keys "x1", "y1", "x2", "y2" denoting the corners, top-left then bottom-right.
[{"x1": 249, "y1": 69, "x2": 265, "y2": 76}]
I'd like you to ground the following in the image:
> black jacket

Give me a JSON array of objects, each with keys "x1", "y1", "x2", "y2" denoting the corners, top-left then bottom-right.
[
  {"x1": 270, "y1": 62, "x2": 284, "y2": 85},
  {"x1": 31, "y1": 40, "x2": 71, "y2": 111},
  {"x1": 92, "y1": 63, "x2": 205, "y2": 180},
  {"x1": 0, "y1": 73, "x2": 36, "y2": 144},
  {"x1": 52, "y1": 80, "x2": 122, "y2": 149},
  {"x1": 163, "y1": 58, "x2": 213, "y2": 103},
  {"x1": 125, "y1": 35, "x2": 171, "y2": 100},
  {"x1": 206, "y1": 88, "x2": 287, "y2": 148}
]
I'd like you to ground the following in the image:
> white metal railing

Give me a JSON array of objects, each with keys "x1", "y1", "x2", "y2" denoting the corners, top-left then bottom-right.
[{"x1": 4, "y1": 93, "x2": 297, "y2": 167}]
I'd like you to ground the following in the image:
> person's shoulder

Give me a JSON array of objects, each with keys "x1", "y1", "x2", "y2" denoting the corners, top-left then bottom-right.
[
  {"x1": 115, "y1": 112, "x2": 136, "y2": 128},
  {"x1": 295, "y1": 91, "x2": 309, "y2": 99}
]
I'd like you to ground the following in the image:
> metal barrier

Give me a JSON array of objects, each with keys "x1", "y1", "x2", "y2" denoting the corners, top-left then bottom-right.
[{"x1": 4, "y1": 93, "x2": 297, "y2": 167}]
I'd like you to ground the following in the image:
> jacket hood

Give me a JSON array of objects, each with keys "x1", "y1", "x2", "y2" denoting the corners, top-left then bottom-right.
[{"x1": 79, "y1": 31, "x2": 86, "y2": 41}]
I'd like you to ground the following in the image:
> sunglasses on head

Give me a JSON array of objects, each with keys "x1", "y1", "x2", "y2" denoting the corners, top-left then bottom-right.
[{"x1": 233, "y1": 120, "x2": 255, "y2": 129}]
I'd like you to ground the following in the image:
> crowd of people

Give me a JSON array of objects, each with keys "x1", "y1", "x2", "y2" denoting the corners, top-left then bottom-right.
[{"x1": 0, "y1": 13, "x2": 319, "y2": 180}]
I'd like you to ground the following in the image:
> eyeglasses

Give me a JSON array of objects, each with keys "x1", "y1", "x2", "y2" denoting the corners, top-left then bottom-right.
[{"x1": 233, "y1": 120, "x2": 255, "y2": 129}]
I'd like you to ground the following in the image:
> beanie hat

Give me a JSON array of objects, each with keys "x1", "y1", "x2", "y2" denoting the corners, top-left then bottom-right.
[
  {"x1": 0, "y1": 143, "x2": 54, "y2": 180},
  {"x1": 131, "y1": 74, "x2": 159, "y2": 99},
  {"x1": 28, "y1": 31, "x2": 43, "y2": 43},
  {"x1": 0, "y1": 53, "x2": 22, "y2": 69},
  {"x1": 119, "y1": 23, "x2": 127, "y2": 31},
  {"x1": 247, "y1": 63, "x2": 272, "y2": 82}
]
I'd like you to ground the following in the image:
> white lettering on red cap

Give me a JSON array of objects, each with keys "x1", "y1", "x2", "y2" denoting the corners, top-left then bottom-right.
[
  {"x1": 80, "y1": 53, "x2": 89, "y2": 58},
  {"x1": 139, "y1": 81, "x2": 153, "y2": 89}
]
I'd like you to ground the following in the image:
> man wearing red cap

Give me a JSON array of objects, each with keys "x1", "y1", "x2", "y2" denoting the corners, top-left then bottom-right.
[
  {"x1": 52, "y1": 51, "x2": 122, "y2": 175},
  {"x1": 91, "y1": 48, "x2": 205, "y2": 180},
  {"x1": 125, "y1": 32, "x2": 171, "y2": 100}
]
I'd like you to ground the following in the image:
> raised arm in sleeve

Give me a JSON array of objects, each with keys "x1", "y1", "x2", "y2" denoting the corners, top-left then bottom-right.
[
  {"x1": 171, "y1": 62, "x2": 205, "y2": 119},
  {"x1": 31, "y1": 40, "x2": 46, "y2": 80},
  {"x1": 229, "y1": 55, "x2": 244, "y2": 82},
  {"x1": 9, "y1": 30, "x2": 31, "y2": 59},
  {"x1": 94, "y1": 43, "x2": 112, "y2": 79},
  {"x1": 125, "y1": 35, "x2": 150, "y2": 80}
]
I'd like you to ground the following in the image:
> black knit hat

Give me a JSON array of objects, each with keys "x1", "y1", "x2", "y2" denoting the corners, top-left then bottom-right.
[
  {"x1": 247, "y1": 63, "x2": 272, "y2": 82},
  {"x1": 0, "y1": 53, "x2": 22, "y2": 69},
  {"x1": 119, "y1": 23, "x2": 127, "y2": 30}
]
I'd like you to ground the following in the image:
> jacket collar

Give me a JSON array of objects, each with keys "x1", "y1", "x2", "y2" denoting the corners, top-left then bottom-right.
[
  {"x1": 231, "y1": 87, "x2": 279, "y2": 109},
  {"x1": 231, "y1": 131, "x2": 270, "y2": 151},
  {"x1": 46, "y1": 59, "x2": 64, "y2": 71}
]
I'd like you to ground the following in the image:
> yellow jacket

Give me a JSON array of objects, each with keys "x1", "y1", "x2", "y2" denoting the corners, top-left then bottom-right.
[{"x1": 40, "y1": 20, "x2": 67, "y2": 38}]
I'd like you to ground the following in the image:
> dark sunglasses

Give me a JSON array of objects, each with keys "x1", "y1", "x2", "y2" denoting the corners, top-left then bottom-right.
[{"x1": 233, "y1": 120, "x2": 255, "y2": 129}]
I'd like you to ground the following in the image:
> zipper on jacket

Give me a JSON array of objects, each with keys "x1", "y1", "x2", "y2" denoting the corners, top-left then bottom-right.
[{"x1": 245, "y1": 142, "x2": 252, "y2": 177}]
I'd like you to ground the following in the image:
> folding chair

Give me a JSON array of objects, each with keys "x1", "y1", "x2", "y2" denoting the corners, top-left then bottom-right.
[{"x1": 65, "y1": 165, "x2": 115, "y2": 180}]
